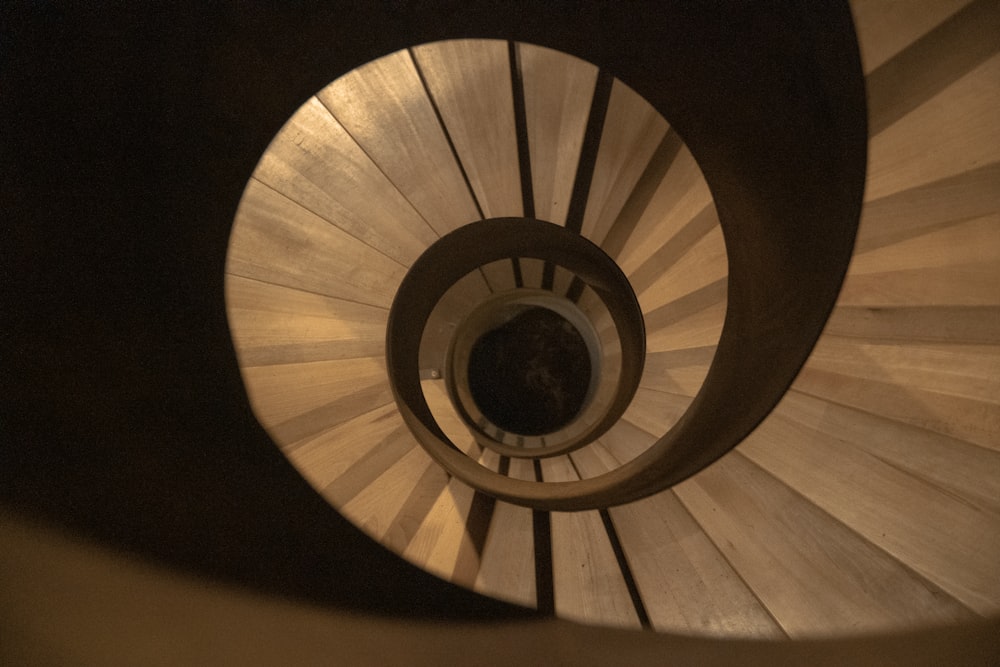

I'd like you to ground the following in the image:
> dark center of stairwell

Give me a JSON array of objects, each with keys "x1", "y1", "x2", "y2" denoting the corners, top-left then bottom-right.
[{"x1": 467, "y1": 306, "x2": 591, "y2": 436}]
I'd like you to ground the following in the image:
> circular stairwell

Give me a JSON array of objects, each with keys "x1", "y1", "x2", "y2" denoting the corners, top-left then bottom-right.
[
  {"x1": 4, "y1": 1, "x2": 999, "y2": 662},
  {"x1": 225, "y1": 7, "x2": 1000, "y2": 639}
]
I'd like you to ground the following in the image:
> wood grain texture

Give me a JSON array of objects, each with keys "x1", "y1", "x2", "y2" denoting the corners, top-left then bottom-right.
[
  {"x1": 774, "y1": 390, "x2": 1000, "y2": 513},
  {"x1": 518, "y1": 43, "x2": 597, "y2": 226},
  {"x1": 252, "y1": 96, "x2": 438, "y2": 267},
  {"x1": 542, "y1": 456, "x2": 641, "y2": 629},
  {"x1": 422, "y1": 379, "x2": 478, "y2": 456},
  {"x1": 793, "y1": 366, "x2": 999, "y2": 452},
  {"x1": 675, "y1": 453, "x2": 977, "y2": 637},
  {"x1": 640, "y1": 345, "x2": 717, "y2": 397},
  {"x1": 838, "y1": 214, "x2": 1000, "y2": 307},
  {"x1": 226, "y1": 276, "x2": 388, "y2": 367},
  {"x1": 574, "y1": 441, "x2": 782, "y2": 638},
  {"x1": 615, "y1": 146, "x2": 714, "y2": 277},
  {"x1": 412, "y1": 39, "x2": 522, "y2": 219},
  {"x1": 507, "y1": 457, "x2": 536, "y2": 482},
  {"x1": 580, "y1": 79, "x2": 668, "y2": 246},
  {"x1": 596, "y1": 419, "x2": 657, "y2": 469},
  {"x1": 644, "y1": 298, "x2": 726, "y2": 358},
  {"x1": 804, "y1": 335, "x2": 1000, "y2": 404},
  {"x1": 479, "y1": 259, "x2": 518, "y2": 293},
  {"x1": 321, "y1": 424, "x2": 416, "y2": 506},
  {"x1": 863, "y1": 0, "x2": 999, "y2": 136},
  {"x1": 621, "y1": 388, "x2": 692, "y2": 438},
  {"x1": 286, "y1": 403, "x2": 403, "y2": 491},
  {"x1": 403, "y1": 479, "x2": 478, "y2": 582},
  {"x1": 518, "y1": 258, "x2": 546, "y2": 290},
  {"x1": 317, "y1": 49, "x2": 480, "y2": 235},
  {"x1": 853, "y1": 162, "x2": 999, "y2": 255},
  {"x1": 227, "y1": 179, "x2": 407, "y2": 307},
  {"x1": 865, "y1": 52, "x2": 1000, "y2": 201},
  {"x1": 240, "y1": 356, "x2": 393, "y2": 445},
  {"x1": 341, "y1": 444, "x2": 445, "y2": 554},
  {"x1": 636, "y1": 226, "x2": 727, "y2": 316},
  {"x1": 824, "y1": 305, "x2": 1000, "y2": 345},
  {"x1": 850, "y1": 0, "x2": 974, "y2": 74},
  {"x1": 743, "y1": 398, "x2": 1000, "y2": 614},
  {"x1": 474, "y1": 500, "x2": 537, "y2": 608}
]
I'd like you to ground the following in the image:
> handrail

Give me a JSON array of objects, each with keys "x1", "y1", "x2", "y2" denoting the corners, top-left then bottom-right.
[{"x1": 387, "y1": 218, "x2": 646, "y2": 467}]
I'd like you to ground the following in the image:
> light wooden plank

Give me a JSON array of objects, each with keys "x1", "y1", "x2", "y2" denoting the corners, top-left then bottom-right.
[
  {"x1": 621, "y1": 387, "x2": 692, "y2": 439},
  {"x1": 641, "y1": 283, "x2": 727, "y2": 354},
  {"x1": 793, "y1": 366, "x2": 1000, "y2": 452},
  {"x1": 518, "y1": 257, "x2": 545, "y2": 290},
  {"x1": 229, "y1": 308, "x2": 385, "y2": 366},
  {"x1": 775, "y1": 389, "x2": 1000, "y2": 512},
  {"x1": 865, "y1": 52, "x2": 1000, "y2": 201},
  {"x1": 740, "y1": 406, "x2": 1000, "y2": 615},
  {"x1": 551, "y1": 265, "x2": 575, "y2": 298},
  {"x1": 851, "y1": 212, "x2": 999, "y2": 275},
  {"x1": 321, "y1": 424, "x2": 415, "y2": 506},
  {"x1": 519, "y1": 42, "x2": 598, "y2": 226},
  {"x1": 403, "y1": 479, "x2": 477, "y2": 582},
  {"x1": 227, "y1": 179, "x2": 406, "y2": 307},
  {"x1": 240, "y1": 356, "x2": 392, "y2": 442},
  {"x1": 226, "y1": 276, "x2": 388, "y2": 366},
  {"x1": 838, "y1": 213, "x2": 1000, "y2": 307},
  {"x1": 864, "y1": 0, "x2": 999, "y2": 137},
  {"x1": 477, "y1": 447, "x2": 501, "y2": 473},
  {"x1": 422, "y1": 379, "x2": 477, "y2": 456},
  {"x1": 384, "y1": 459, "x2": 452, "y2": 556},
  {"x1": 804, "y1": 335, "x2": 1000, "y2": 403},
  {"x1": 252, "y1": 96, "x2": 438, "y2": 266},
  {"x1": 824, "y1": 304, "x2": 1000, "y2": 345},
  {"x1": 341, "y1": 444, "x2": 442, "y2": 553},
  {"x1": 837, "y1": 262, "x2": 1000, "y2": 307},
  {"x1": 597, "y1": 419, "x2": 658, "y2": 467},
  {"x1": 640, "y1": 345, "x2": 717, "y2": 397},
  {"x1": 479, "y1": 259, "x2": 518, "y2": 293},
  {"x1": 474, "y1": 500, "x2": 537, "y2": 608},
  {"x1": 616, "y1": 146, "x2": 714, "y2": 276},
  {"x1": 507, "y1": 456, "x2": 536, "y2": 482},
  {"x1": 573, "y1": 441, "x2": 782, "y2": 638},
  {"x1": 317, "y1": 49, "x2": 479, "y2": 235},
  {"x1": 850, "y1": 0, "x2": 974, "y2": 74},
  {"x1": 412, "y1": 39, "x2": 522, "y2": 219},
  {"x1": 854, "y1": 162, "x2": 999, "y2": 255},
  {"x1": 611, "y1": 489, "x2": 784, "y2": 638},
  {"x1": 569, "y1": 440, "x2": 619, "y2": 479},
  {"x1": 675, "y1": 452, "x2": 977, "y2": 637},
  {"x1": 225, "y1": 274, "x2": 386, "y2": 319},
  {"x1": 580, "y1": 79, "x2": 668, "y2": 245},
  {"x1": 636, "y1": 225, "x2": 727, "y2": 316},
  {"x1": 626, "y1": 202, "x2": 719, "y2": 298},
  {"x1": 286, "y1": 403, "x2": 403, "y2": 491},
  {"x1": 542, "y1": 456, "x2": 641, "y2": 629}
]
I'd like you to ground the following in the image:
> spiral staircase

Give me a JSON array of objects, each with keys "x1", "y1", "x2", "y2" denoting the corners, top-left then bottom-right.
[{"x1": 3, "y1": 1, "x2": 999, "y2": 664}]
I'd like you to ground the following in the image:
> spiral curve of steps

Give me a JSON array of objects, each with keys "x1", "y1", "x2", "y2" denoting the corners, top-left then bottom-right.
[
  {"x1": 226, "y1": 0, "x2": 1000, "y2": 639},
  {"x1": 4, "y1": 1, "x2": 1000, "y2": 662}
]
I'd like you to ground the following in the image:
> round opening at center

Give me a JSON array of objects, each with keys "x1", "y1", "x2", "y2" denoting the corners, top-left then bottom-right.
[{"x1": 467, "y1": 305, "x2": 592, "y2": 436}]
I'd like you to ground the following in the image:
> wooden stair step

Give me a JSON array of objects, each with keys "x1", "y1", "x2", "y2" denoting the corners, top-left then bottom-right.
[{"x1": 675, "y1": 452, "x2": 976, "y2": 637}]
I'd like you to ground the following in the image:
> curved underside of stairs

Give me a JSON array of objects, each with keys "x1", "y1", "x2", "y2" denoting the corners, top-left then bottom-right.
[{"x1": 225, "y1": 1, "x2": 1000, "y2": 639}]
